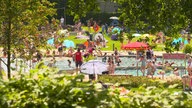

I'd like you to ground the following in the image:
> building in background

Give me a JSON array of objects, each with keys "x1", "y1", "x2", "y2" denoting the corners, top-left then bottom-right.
[{"x1": 98, "y1": 0, "x2": 119, "y2": 13}]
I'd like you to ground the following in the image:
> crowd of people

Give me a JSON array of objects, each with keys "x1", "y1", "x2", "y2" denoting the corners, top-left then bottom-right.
[
  {"x1": 35, "y1": 43, "x2": 190, "y2": 79},
  {"x1": 45, "y1": 42, "x2": 186, "y2": 80},
  {"x1": 14, "y1": 17, "x2": 191, "y2": 86},
  {"x1": 42, "y1": 43, "x2": 123, "y2": 76},
  {"x1": 72, "y1": 46, "x2": 122, "y2": 75},
  {"x1": 136, "y1": 48, "x2": 183, "y2": 78}
]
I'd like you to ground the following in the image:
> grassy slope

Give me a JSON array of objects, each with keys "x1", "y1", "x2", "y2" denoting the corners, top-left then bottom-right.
[{"x1": 64, "y1": 26, "x2": 167, "y2": 51}]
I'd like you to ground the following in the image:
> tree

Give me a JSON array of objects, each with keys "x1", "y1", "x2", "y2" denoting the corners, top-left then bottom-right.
[
  {"x1": 118, "y1": 31, "x2": 124, "y2": 46},
  {"x1": 0, "y1": 0, "x2": 56, "y2": 78},
  {"x1": 164, "y1": 38, "x2": 175, "y2": 53},
  {"x1": 48, "y1": 0, "x2": 67, "y2": 20},
  {"x1": 127, "y1": 33, "x2": 135, "y2": 43},
  {"x1": 65, "y1": 0, "x2": 100, "y2": 22},
  {"x1": 113, "y1": 0, "x2": 192, "y2": 36}
]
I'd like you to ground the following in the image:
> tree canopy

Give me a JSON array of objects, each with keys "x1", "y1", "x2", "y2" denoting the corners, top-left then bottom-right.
[
  {"x1": 65, "y1": 0, "x2": 100, "y2": 22},
  {"x1": 114, "y1": 0, "x2": 192, "y2": 36},
  {"x1": 49, "y1": 0, "x2": 100, "y2": 22},
  {"x1": 0, "y1": 0, "x2": 56, "y2": 78}
]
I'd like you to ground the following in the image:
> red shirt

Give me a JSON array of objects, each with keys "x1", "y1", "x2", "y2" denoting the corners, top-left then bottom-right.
[{"x1": 75, "y1": 52, "x2": 82, "y2": 61}]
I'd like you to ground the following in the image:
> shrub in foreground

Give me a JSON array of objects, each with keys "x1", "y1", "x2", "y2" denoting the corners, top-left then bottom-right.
[
  {"x1": 0, "y1": 65, "x2": 113, "y2": 108},
  {"x1": 0, "y1": 64, "x2": 191, "y2": 108}
]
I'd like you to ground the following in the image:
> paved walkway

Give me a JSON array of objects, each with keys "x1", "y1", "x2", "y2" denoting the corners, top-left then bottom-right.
[{"x1": 103, "y1": 50, "x2": 167, "y2": 56}]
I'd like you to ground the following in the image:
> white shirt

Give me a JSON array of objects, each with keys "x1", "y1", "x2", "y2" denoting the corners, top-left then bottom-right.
[{"x1": 60, "y1": 18, "x2": 64, "y2": 24}]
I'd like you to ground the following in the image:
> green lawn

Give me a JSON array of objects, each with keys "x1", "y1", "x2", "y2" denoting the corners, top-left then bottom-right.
[
  {"x1": 65, "y1": 34, "x2": 123, "y2": 51},
  {"x1": 64, "y1": 26, "x2": 169, "y2": 51}
]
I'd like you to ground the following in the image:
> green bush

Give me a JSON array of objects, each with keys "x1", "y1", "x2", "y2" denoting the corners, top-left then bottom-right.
[
  {"x1": 149, "y1": 43, "x2": 157, "y2": 49},
  {"x1": 0, "y1": 64, "x2": 191, "y2": 108},
  {"x1": 98, "y1": 75, "x2": 183, "y2": 89},
  {"x1": 183, "y1": 44, "x2": 192, "y2": 54},
  {"x1": 164, "y1": 39, "x2": 175, "y2": 53},
  {"x1": 121, "y1": 86, "x2": 192, "y2": 108},
  {"x1": 0, "y1": 65, "x2": 112, "y2": 108}
]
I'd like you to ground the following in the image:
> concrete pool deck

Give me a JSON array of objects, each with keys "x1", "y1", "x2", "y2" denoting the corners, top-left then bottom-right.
[{"x1": 43, "y1": 50, "x2": 185, "y2": 59}]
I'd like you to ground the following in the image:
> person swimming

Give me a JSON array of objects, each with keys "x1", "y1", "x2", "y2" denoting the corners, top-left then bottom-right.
[
  {"x1": 102, "y1": 53, "x2": 107, "y2": 62},
  {"x1": 173, "y1": 67, "x2": 179, "y2": 76},
  {"x1": 67, "y1": 59, "x2": 71, "y2": 67}
]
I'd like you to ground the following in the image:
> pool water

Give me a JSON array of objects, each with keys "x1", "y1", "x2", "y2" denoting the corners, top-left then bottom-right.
[
  {"x1": 44, "y1": 57, "x2": 187, "y2": 77},
  {"x1": 54, "y1": 60, "x2": 75, "y2": 70},
  {"x1": 115, "y1": 69, "x2": 186, "y2": 77},
  {"x1": 97, "y1": 56, "x2": 187, "y2": 76},
  {"x1": 1, "y1": 56, "x2": 186, "y2": 77},
  {"x1": 97, "y1": 57, "x2": 186, "y2": 67}
]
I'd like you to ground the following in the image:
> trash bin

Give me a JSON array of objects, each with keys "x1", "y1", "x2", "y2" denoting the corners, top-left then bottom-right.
[
  {"x1": 89, "y1": 74, "x2": 95, "y2": 80},
  {"x1": 102, "y1": 71, "x2": 109, "y2": 74}
]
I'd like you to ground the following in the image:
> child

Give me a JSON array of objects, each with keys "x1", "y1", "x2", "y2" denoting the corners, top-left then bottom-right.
[
  {"x1": 117, "y1": 58, "x2": 121, "y2": 66},
  {"x1": 36, "y1": 51, "x2": 42, "y2": 62},
  {"x1": 97, "y1": 48, "x2": 102, "y2": 56},
  {"x1": 110, "y1": 61, "x2": 115, "y2": 74},
  {"x1": 52, "y1": 50, "x2": 56, "y2": 57},
  {"x1": 67, "y1": 59, "x2": 71, "y2": 67},
  {"x1": 102, "y1": 53, "x2": 107, "y2": 63},
  {"x1": 53, "y1": 57, "x2": 56, "y2": 64},
  {"x1": 173, "y1": 68, "x2": 179, "y2": 76},
  {"x1": 58, "y1": 45, "x2": 63, "y2": 57},
  {"x1": 68, "y1": 47, "x2": 74, "y2": 57},
  {"x1": 48, "y1": 57, "x2": 56, "y2": 67}
]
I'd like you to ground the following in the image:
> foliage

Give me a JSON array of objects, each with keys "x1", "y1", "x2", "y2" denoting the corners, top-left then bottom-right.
[
  {"x1": 183, "y1": 44, "x2": 192, "y2": 54},
  {"x1": 83, "y1": 55, "x2": 96, "y2": 62},
  {"x1": 148, "y1": 43, "x2": 157, "y2": 49},
  {"x1": 123, "y1": 86, "x2": 192, "y2": 108},
  {"x1": 98, "y1": 75, "x2": 183, "y2": 89},
  {"x1": 81, "y1": 12, "x2": 121, "y2": 25},
  {"x1": 0, "y1": 0, "x2": 56, "y2": 78},
  {"x1": 48, "y1": 0, "x2": 67, "y2": 18},
  {"x1": 50, "y1": 0, "x2": 121, "y2": 24},
  {"x1": 65, "y1": 0, "x2": 100, "y2": 22},
  {"x1": 145, "y1": 37, "x2": 150, "y2": 42},
  {"x1": 0, "y1": 64, "x2": 113, "y2": 108},
  {"x1": 114, "y1": 0, "x2": 191, "y2": 36},
  {"x1": 0, "y1": 64, "x2": 192, "y2": 107},
  {"x1": 0, "y1": 0, "x2": 56, "y2": 49},
  {"x1": 117, "y1": 31, "x2": 124, "y2": 44},
  {"x1": 126, "y1": 33, "x2": 135, "y2": 43},
  {"x1": 164, "y1": 38, "x2": 175, "y2": 53},
  {"x1": 137, "y1": 38, "x2": 143, "y2": 42},
  {"x1": 65, "y1": 27, "x2": 165, "y2": 51},
  {"x1": 174, "y1": 42, "x2": 181, "y2": 52}
]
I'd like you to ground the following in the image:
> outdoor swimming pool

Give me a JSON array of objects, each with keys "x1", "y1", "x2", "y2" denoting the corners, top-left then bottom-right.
[
  {"x1": 0, "y1": 56, "x2": 187, "y2": 77},
  {"x1": 96, "y1": 56, "x2": 186, "y2": 67},
  {"x1": 115, "y1": 68, "x2": 186, "y2": 77},
  {"x1": 52, "y1": 60, "x2": 75, "y2": 70},
  {"x1": 44, "y1": 56, "x2": 187, "y2": 77}
]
